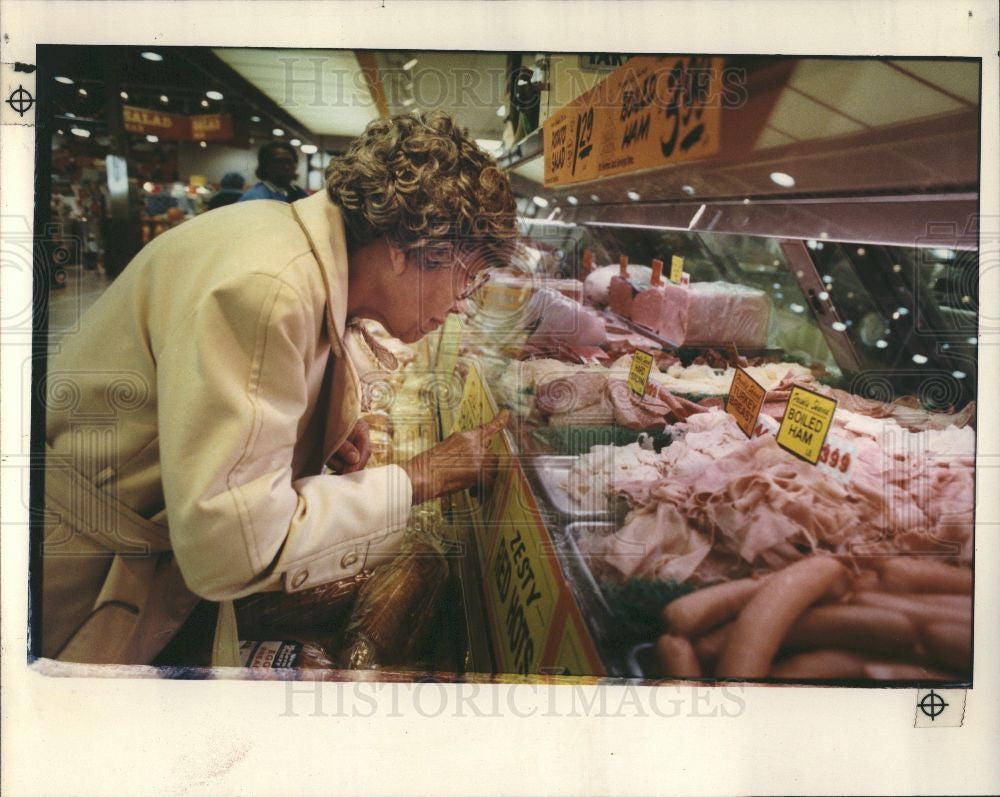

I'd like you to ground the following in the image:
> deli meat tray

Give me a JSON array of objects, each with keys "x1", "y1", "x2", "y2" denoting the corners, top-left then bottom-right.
[{"x1": 523, "y1": 456, "x2": 612, "y2": 520}]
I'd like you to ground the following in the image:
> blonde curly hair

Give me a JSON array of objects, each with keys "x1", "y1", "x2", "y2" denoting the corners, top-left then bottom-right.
[{"x1": 325, "y1": 111, "x2": 517, "y2": 270}]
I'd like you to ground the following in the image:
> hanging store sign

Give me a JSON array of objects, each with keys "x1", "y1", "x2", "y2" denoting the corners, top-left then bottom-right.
[
  {"x1": 543, "y1": 55, "x2": 724, "y2": 187},
  {"x1": 123, "y1": 105, "x2": 234, "y2": 141}
]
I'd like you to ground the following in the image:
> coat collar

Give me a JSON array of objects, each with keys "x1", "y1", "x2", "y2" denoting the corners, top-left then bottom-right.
[{"x1": 290, "y1": 191, "x2": 350, "y2": 345}]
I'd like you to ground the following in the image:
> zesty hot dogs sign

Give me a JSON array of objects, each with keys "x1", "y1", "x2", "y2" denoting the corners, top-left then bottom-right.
[
  {"x1": 123, "y1": 105, "x2": 234, "y2": 141},
  {"x1": 543, "y1": 55, "x2": 727, "y2": 187}
]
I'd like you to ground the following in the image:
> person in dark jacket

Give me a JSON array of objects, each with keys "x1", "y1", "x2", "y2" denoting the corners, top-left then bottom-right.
[
  {"x1": 239, "y1": 141, "x2": 308, "y2": 203},
  {"x1": 206, "y1": 172, "x2": 246, "y2": 210}
]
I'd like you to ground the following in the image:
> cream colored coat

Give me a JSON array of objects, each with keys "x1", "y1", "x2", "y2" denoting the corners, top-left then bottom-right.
[{"x1": 41, "y1": 192, "x2": 412, "y2": 664}]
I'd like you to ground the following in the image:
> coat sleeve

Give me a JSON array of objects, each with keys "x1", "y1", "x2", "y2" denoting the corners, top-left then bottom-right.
[{"x1": 156, "y1": 272, "x2": 412, "y2": 601}]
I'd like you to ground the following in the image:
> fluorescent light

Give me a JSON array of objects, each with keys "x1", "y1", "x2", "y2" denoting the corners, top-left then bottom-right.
[
  {"x1": 159, "y1": 94, "x2": 169, "y2": 103},
  {"x1": 70, "y1": 127, "x2": 90, "y2": 138},
  {"x1": 589, "y1": 194, "x2": 600, "y2": 202},
  {"x1": 402, "y1": 58, "x2": 418, "y2": 71},
  {"x1": 78, "y1": 88, "x2": 88, "y2": 96},
  {"x1": 532, "y1": 196, "x2": 549, "y2": 208},
  {"x1": 272, "y1": 128, "x2": 284, "y2": 136},
  {"x1": 120, "y1": 91, "x2": 129, "y2": 100},
  {"x1": 146, "y1": 134, "x2": 159, "y2": 143},
  {"x1": 65, "y1": 112, "x2": 76, "y2": 118},
  {"x1": 770, "y1": 171, "x2": 795, "y2": 188},
  {"x1": 627, "y1": 191, "x2": 641, "y2": 201},
  {"x1": 55, "y1": 76, "x2": 74, "y2": 85},
  {"x1": 967, "y1": 337, "x2": 977, "y2": 345},
  {"x1": 290, "y1": 138, "x2": 302, "y2": 147},
  {"x1": 912, "y1": 354, "x2": 928, "y2": 365},
  {"x1": 205, "y1": 90, "x2": 224, "y2": 101},
  {"x1": 952, "y1": 370, "x2": 966, "y2": 379},
  {"x1": 141, "y1": 51, "x2": 164, "y2": 62},
  {"x1": 300, "y1": 144, "x2": 318, "y2": 155},
  {"x1": 687, "y1": 203, "x2": 706, "y2": 229},
  {"x1": 567, "y1": 196, "x2": 578, "y2": 205}
]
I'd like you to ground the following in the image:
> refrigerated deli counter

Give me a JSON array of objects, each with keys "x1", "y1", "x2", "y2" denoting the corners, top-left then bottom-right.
[
  {"x1": 424, "y1": 204, "x2": 977, "y2": 683},
  {"x1": 268, "y1": 55, "x2": 978, "y2": 684}
]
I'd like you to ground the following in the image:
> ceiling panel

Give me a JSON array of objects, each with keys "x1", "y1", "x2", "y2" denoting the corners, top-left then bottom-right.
[
  {"x1": 887, "y1": 59, "x2": 980, "y2": 105},
  {"x1": 213, "y1": 48, "x2": 380, "y2": 137},
  {"x1": 789, "y1": 59, "x2": 964, "y2": 127},
  {"x1": 765, "y1": 88, "x2": 865, "y2": 142}
]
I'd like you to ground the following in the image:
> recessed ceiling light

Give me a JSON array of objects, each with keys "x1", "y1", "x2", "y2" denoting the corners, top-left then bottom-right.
[
  {"x1": 205, "y1": 90, "x2": 224, "y2": 101},
  {"x1": 875, "y1": 340, "x2": 889, "y2": 349},
  {"x1": 952, "y1": 371, "x2": 966, "y2": 379},
  {"x1": 159, "y1": 94, "x2": 169, "y2": 104},
  {"x1": 143, "y1": 181, "x2": 155, "y2": 192},
  {"x1": 250, "y1": 115, "x2": 261, "y2": 123},
  {"x1": 146, "y1": 134, "x2": 159, "y2": 143},
  {"x1": 300, "y1": 144, "x2": 318, "y2": 155},
  {"x1": 290, "y1": 138, "x2": 301, "y2": 147},
  {"x1": 120, "y1": 91, "x2": 129, "y2": 101},
  {"x1": 831, "y1": 321, "x2": 847, "y2": 332},
  {"x1": 55, "y1": 76, "x2": 74, "y2": 85},
  {"x1": 627, "y1": 191, "x2": 641, "y2": 201},
  {"x1": 78, "y1": 88, "x2": 88, "y2": 97},
  {"x1": 770, "y1": 172, "x2": 795, "y2": 188},
  {"x1": 532, "y1": 196, "x2": 549, "y2": 208},
  {"x1": 402, "y1": 58, "x2": 418, "y2": 71},
  {"x1": 141, "y1": 51, "x2": 163, "y2": 62},
  {"x1": 912, "y1": 354, "x2": 928, "y2": 365},
  {"x1": 590, "y1": 194, "x2": 600, "y2": 202},
  {"x1": 70, "y1": 127, "x2": 90, "y2": 138},
  {"x1": 681, "y1": 185, "x2": 695, "y2": 195},
  {"x1": 200, "y1": 100, "x2": 209, "y2": 108},
  {"x1": 272, "y1": 128, "x2": 284, "y2": 136},
  {"x1": 199, "y1": 141, "x2": 207, "y2": 148},
  {"x1": 567, "y1": 196, "x2": 578, "y2": 206}
]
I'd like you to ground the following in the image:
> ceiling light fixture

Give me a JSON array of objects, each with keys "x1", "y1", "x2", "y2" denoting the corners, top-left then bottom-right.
[
  {"x1": 272, "y1": 128, "x2": 284, "y2": 136},
  {"x1": 769, "y1": 171, "x2": 796, "y2": 188},
  {"x1": 205, "y1": 90, "x2": 224, "y2": 101},
  {"x1": 70, "y1": 127, "x2": 90, "y2": 138},
  {"x1": 55, "y1": 76, "x2": 74, "y2": 85},
  {"x1": 300, "y1": 144, "x2": 318, "y2": 155},
  {"x1": 146, "y1": 134, "x2": 159, "y2": 143},
  {"x1": 402, "y1": 57, "x2": 418, "y2": 71},
  {"x1": 141, "y1": 51, "x2": 163, "y2": 62}
]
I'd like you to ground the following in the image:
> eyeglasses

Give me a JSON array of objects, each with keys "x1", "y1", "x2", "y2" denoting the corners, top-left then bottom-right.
[{"x1": 453, "y1": 256, "x2": 492, "y2": 301}]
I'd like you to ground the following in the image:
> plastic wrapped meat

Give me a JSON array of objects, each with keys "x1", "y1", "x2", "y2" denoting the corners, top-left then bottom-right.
[
  {"x1": 524, "y1": 288, "x2": 608, "y2": 347},
  {"x1": 630, "y1": 281, "x2": 772, "y2": 347},
  {"x1": 584, "y1": 264, "x2": 651, "y2": 306}
]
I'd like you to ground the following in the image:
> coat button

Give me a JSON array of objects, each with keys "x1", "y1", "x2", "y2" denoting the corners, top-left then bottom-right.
[
  {"x1": 340, "y1": 552, "x2": 359, "y2": 568},
  {"x1": 292, "y1": 570, "x2": 308, "y2": 588}
]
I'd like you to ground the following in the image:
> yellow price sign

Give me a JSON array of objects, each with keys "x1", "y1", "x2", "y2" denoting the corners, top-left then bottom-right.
[
  {"x1": 482, "y1": 466, "x2": 562, "y2": 676},
  {"x1": 725, "y1": 367, "x2": 766, "y2": 438},
  {"x1": 627, "y1": 349, "x2": 655, "y2": 397},
  {"x1": 450, "y1": 358, "x2": 497, "y2": 435},
  {"x1": 669, "y1": 255, "x2": 684, "y2": 284},
  {"x1": 776, "y1": 385, "x2": 838, "y2": 464}
]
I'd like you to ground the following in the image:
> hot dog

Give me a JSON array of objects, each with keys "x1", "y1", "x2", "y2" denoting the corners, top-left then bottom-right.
[
  {"x1": 717, "y1": 556, "x2": 849, "y2": 678},
  {"x1": 662, "y1": 575, "x2": 771, "y2": 637}
]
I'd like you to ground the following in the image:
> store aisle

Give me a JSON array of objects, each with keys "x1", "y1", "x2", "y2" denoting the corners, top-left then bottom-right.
[{"x1": 45, "y1": 266, "x2": 109, "y2": 355}]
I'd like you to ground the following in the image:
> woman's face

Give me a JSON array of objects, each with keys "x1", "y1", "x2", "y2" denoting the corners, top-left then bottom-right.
[{"x1": 375, "y1": 248, "x2": 483, "y2": 343}]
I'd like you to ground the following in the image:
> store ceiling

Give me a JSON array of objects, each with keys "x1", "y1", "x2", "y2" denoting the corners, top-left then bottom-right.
[{"x1": 212, "y1": 48, "x2": 509, "y2": 145}]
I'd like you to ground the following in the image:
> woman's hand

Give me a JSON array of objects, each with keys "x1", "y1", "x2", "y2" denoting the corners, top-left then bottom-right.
[
  {"x1": 328, "y1": 418, "x2": 372, "y2": 474},
  {"x1": 401, "y1": 411, "x2": 511, "y2": 505}
]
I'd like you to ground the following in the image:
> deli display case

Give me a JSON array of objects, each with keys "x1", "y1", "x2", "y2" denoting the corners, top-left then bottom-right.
[{"x1": 425, "y1": 54, "x2": 979, "y2": 683}]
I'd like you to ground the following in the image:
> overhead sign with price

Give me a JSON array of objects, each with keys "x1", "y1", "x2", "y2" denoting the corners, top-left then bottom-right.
[{"x1": 543, "y1": 55, "x2": 725, "y2": 187}]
